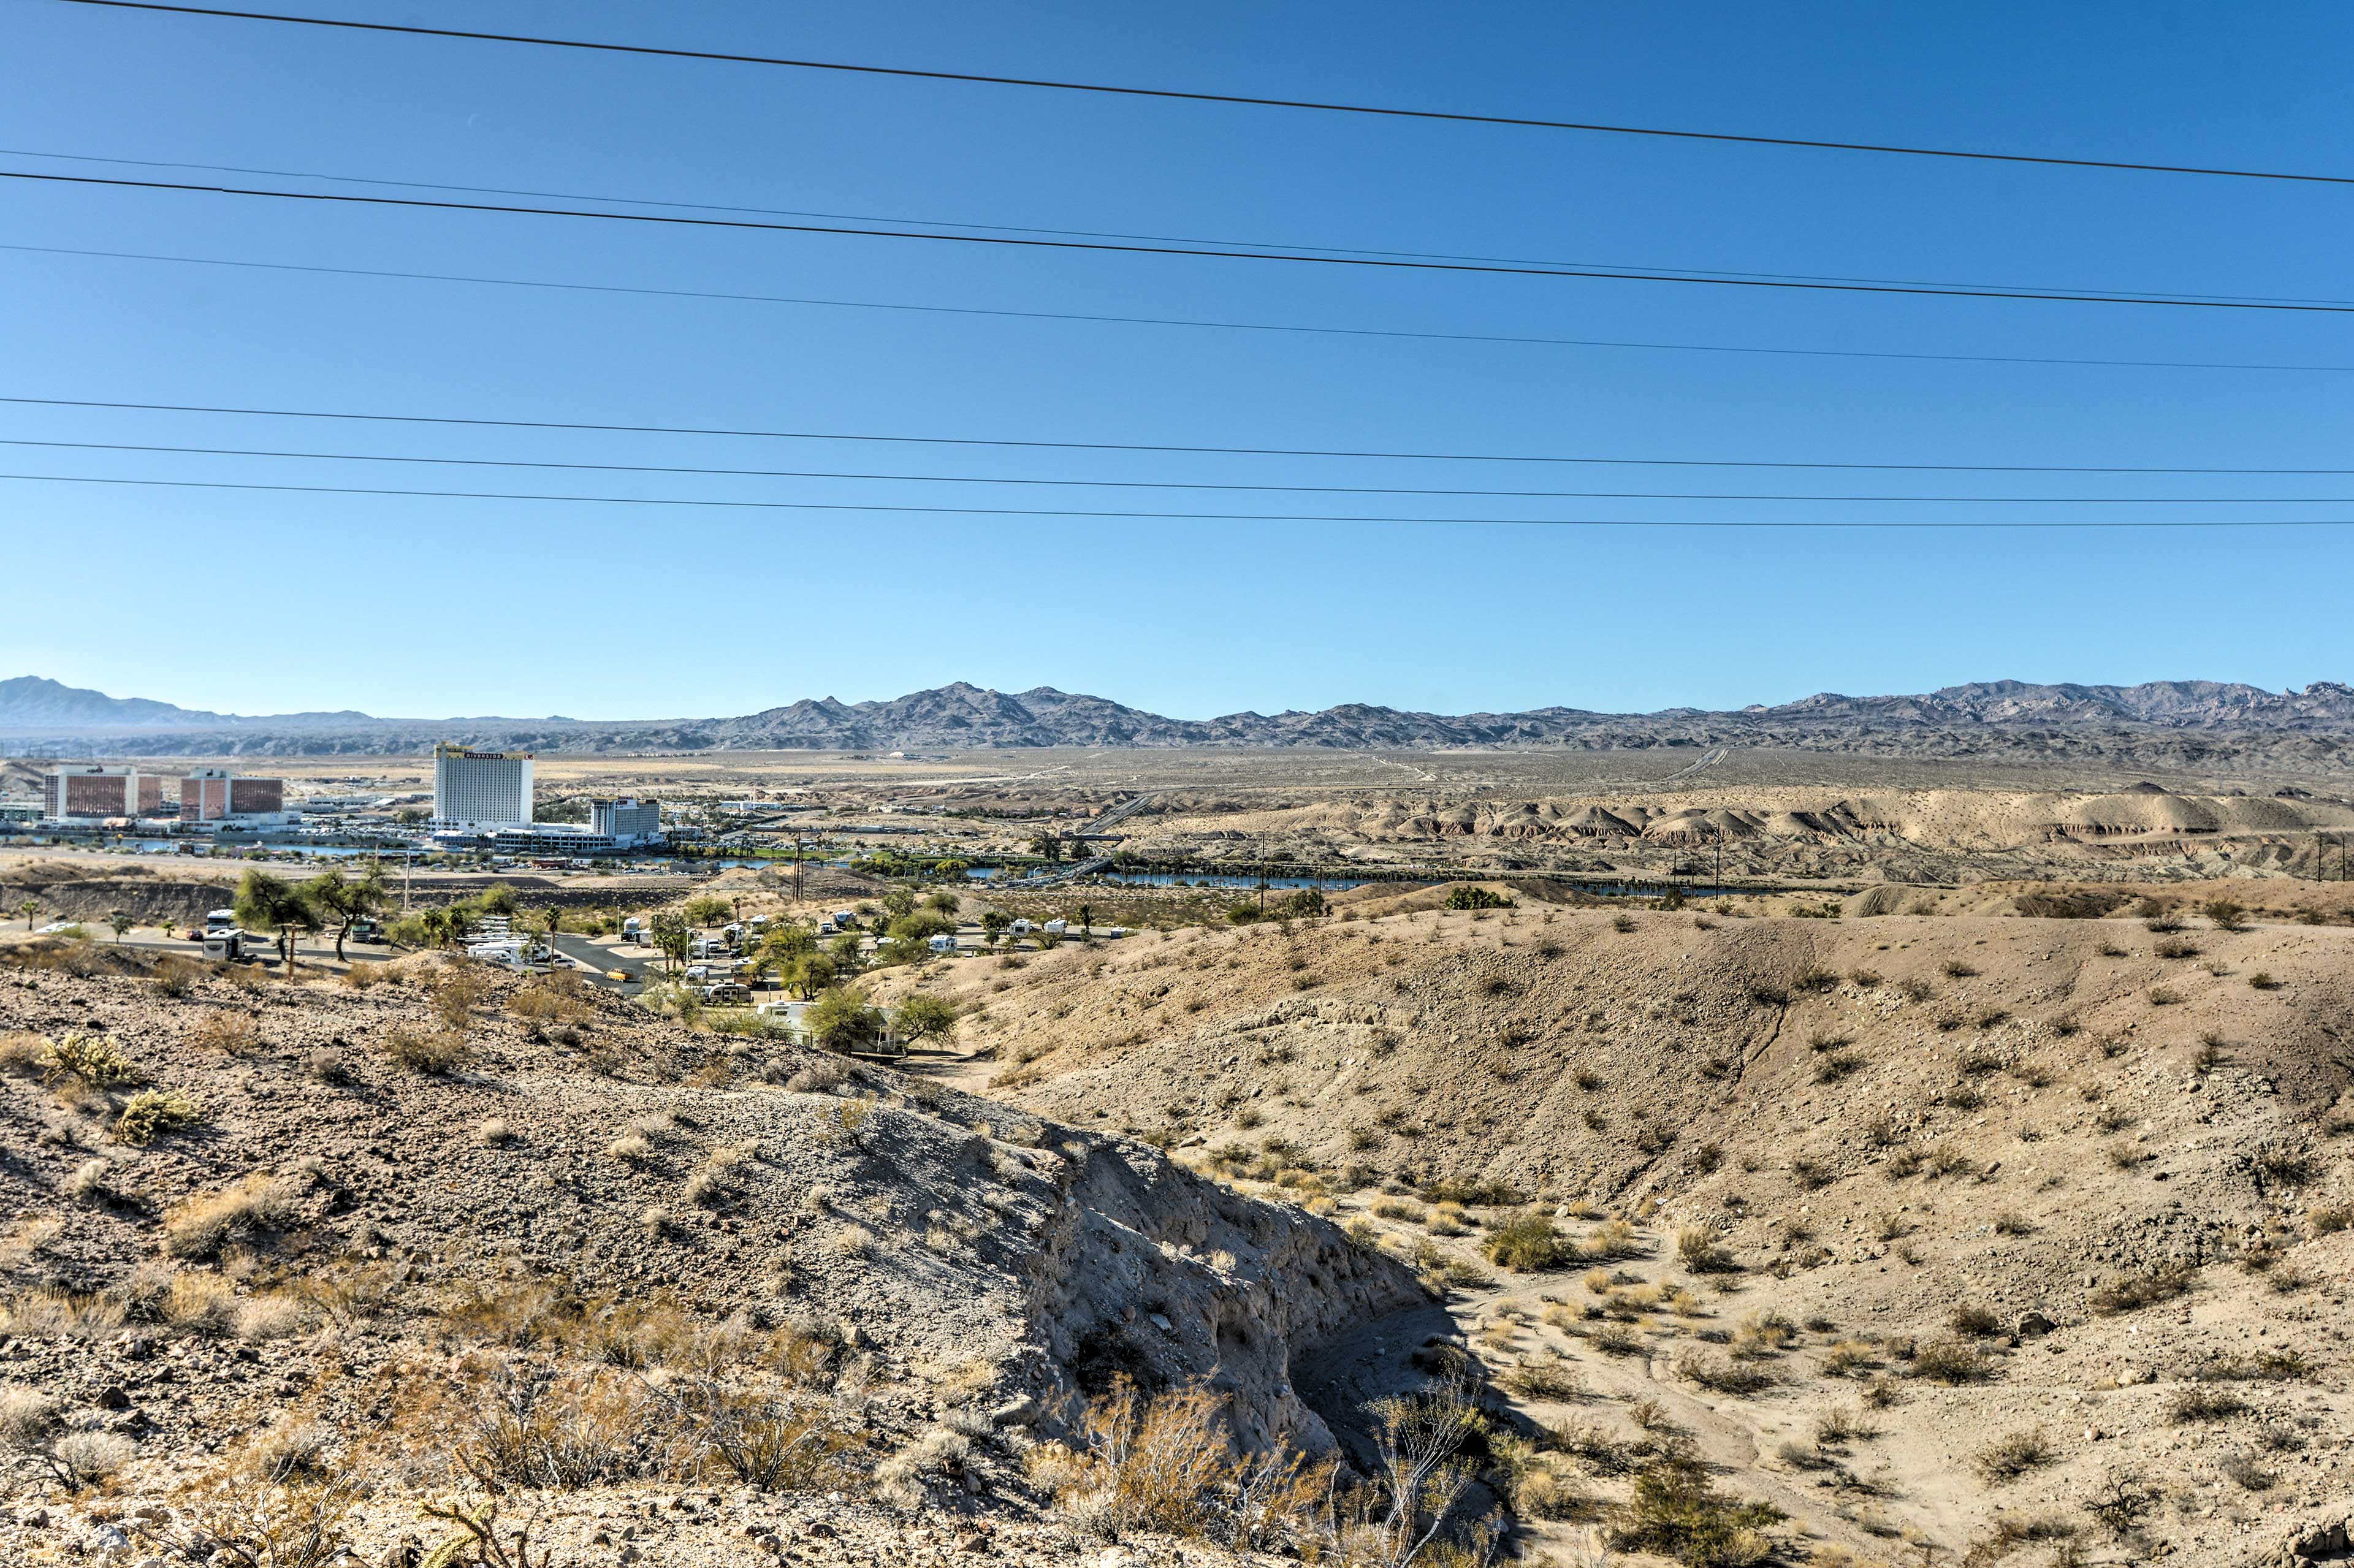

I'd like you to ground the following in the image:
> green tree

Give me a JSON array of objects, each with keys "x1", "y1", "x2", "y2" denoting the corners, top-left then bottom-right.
[
  {"x1": 304, "y1": 867, "x2": 385, "y2": 963},
  {"x1": 419, "y1": 903, "x2": 475, "y2": 950},
  {"x1": 649, "y1": 909, "x2": 692, "y2": 973},
  {"x1": 882, "y1": 888, "x2": 918, "y2": 919},
  {"x1": 108, "y1": 911, "x2": 135, "y2": 945},
  {"x1": 807, "y1": 986, "x2": 878, "y2": 1051},
  {"x1": 829, "y1": 931, "x2": 866, "y2": 975},
  {"x1": 924, "y1": 889, "x2": 962, "y2": 916},
  {"x1": 761, "y1": 923, "x2": 817, "y2": 966},
  {"x1": 683, "y1": 894, "x2": 733, "y2": 927},
  {"x1": 785, "y1": 951, "x2": 838, "y2": 999},
  {"x1": 1029, "y1": 832, "x2": 1064, "y2": 864},
  {"x1": 1279, "y1": 888, "x2": 1328, "y2": 919},
  {"x1": 479, "y1": 881, "x2": 520, "y2": 917},
  {"x1": 1076, "y1": 902, "x2": 1094, "y2": 935},
  {"x1": 878, "y1": 911, "x2": 952, "y2": 965},
  {"x1": 17, "y1": 899, "x2": 40, "y2": 931},
  {"x1": 234, "y1": 868, "x2": 319, "y2": 975},
  {"x1": 893, "y1": 992, "x2": 960, "y2": 1047},
  {"x1": 980, "y1": 909, "x2": 1012, "y2": 947}
]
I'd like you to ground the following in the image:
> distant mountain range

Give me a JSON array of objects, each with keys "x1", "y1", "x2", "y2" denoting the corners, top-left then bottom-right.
[{"x1": 4, "y1": 674, "x2": 2353, "y2": 763}]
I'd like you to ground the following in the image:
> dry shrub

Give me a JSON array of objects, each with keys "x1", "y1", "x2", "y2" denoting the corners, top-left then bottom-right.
[
  {"x1": 1675, "y1": 1352, "x2": 1776, "y2": 1396},
  {"x1": 1501, "y1": 1353, "x2": 1585, "y2": 1401},
  {"x1": 188, "y1": 1011, "x2": 260, "y2": 1056},
  {"x1": 1677, "y1": 1225, "x2": 1735, "y2": 1274},
  {"x1": 1608, "y1": 1451, "x2": 1783, "y2": 1566},
  {"x1": 384, "y1": 1029, "x2": 470, "y2": 1075},
  {"x1": 449, "y1": 1359, "x2": 656, "y2": 1490},
  {"x1": 162, "y1": 1270, "x2": 241, "y2": 1336},
  {"x1": 660, "y1": 1379, "x2": 859, "y2": 1491},
  {"x1": 1484, "y1": 1213, "x2": 1572, "y2": 1272},
  {"x1": 1031, "y1": 1379, "x2": 1332, "y2": 1550},
  {"x1": 1973, "y1": 1428, "x2": 2055, "y2": 1483},
  {"x1": 1911, "y1": 1336, "x2": 1993, "y2": 1384},
  {"x1": 430, "y1": 967, "x2": 490, "y2": 1029},
  {"x1": 163, "y1": 1173, "x2": 303, "y2": 1259},
  {"x1": 509, "y1": 975, "x2": 590, "y2": 1024},
  {"x1": 28, "y1": 1428, "x2": 137, "y2": 1491},
  {"x1": 235, "y1": 1292, "x2": 311, "y2": 1341},
  {"x1": 136, "y1": 1469, "x2": 363, "y2": 1566},
  {"x1": 2090, "y1": 1265, "x2": 2196, "y2": 1315}
]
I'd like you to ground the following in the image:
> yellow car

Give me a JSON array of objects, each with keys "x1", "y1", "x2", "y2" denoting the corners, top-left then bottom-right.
[{"x1": 606, "y1": 970, "x2": 632, "y2": 983}]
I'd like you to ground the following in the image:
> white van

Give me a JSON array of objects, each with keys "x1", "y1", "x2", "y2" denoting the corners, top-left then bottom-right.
[{"x1": 1042, "y1": 918, "x2": 1068, "y2": 935}]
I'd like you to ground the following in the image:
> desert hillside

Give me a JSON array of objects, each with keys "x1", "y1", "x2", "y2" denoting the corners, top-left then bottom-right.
[
  {"x1": 0, "y1": 947, "x2": 1420, "y2": 1565},
  {"x1": 867, "y1": 894, "x2": 2354, "y2": 1563}
]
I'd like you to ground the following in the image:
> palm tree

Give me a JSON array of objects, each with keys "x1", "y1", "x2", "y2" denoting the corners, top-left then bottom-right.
[
  {"x1": 1077, "y1": 903, "x2": 1094, "y2": 935},
  {"x1": 16, "y1": 899, "x2": 39, "y2": 932}
]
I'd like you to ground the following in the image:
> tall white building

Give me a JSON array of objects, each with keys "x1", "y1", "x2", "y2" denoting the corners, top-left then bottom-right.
[{"x1": 432, "y1": 744, "x2": 533, "y2": 829}]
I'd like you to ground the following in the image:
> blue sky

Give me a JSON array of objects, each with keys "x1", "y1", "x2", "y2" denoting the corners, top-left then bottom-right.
[{"x1": 3, "y1": 0, "x2": 2351, "y2": 721}]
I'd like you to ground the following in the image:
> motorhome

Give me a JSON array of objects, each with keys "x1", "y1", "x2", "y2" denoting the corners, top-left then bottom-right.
[
  {"x1": 1042, "y1": 919, "x2": 1067, "y2": 935},
  {"x1": 927, "y1": 933, "x2": 958, "y2": 954}
]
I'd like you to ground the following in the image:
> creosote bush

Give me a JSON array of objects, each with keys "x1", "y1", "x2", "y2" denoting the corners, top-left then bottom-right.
[
  {"x1": 384, "y1": 1029, "x2": 471, "y2": 1075},
  {"x1": 1484, "y1": 1213, "x2": 1573, "y2": 1272}
]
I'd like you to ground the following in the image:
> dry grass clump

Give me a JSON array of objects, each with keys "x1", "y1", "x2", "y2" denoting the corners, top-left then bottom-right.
[
  {"x1": 162, "y1": 1173, "x2": 303, "y2": 1259},
  {"x1": 1025, "y1": 1379, "x2": 1331, "y2": 1550}
]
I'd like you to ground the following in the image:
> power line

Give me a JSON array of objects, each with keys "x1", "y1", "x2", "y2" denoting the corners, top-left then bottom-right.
[
  {"x1": 12, "y1": 394, "x2": 2354, "y2": 476},
  {"x1": 9, "y1": 165, "x2": 2351, "y2": 315},
  {"x1": 50, "y1": 0, "x2": 2354, "y2": 190},
  {"x1": 7, "y1": 143, "x2": 2342, "y2": 306},
  {"x1": 10, "y1": 436, "x2": 2353, "y2": 503},
  {"x1": 6, "y1": 468, "x2": 2350, "y2": 527},
  {"x1": 16, "y1": 240, "x2": 2354, "y2": 377}
]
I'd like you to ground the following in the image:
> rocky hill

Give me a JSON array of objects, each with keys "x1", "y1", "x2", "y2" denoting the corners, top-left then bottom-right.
[
  {"x1": 865, "y1": 892, "x2": 2354, "y2": 1562},
  {"x1": 7, "y1": 676, "x2": 2354, "y2": 769},
  {"x1": 0, "y1": 948, "x2": 1422, "y2": 1565}
]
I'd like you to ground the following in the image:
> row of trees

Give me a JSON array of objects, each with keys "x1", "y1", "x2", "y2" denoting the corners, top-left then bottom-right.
[{"x1": 230, "y1": 864, "x2": 398, "y2": 972}]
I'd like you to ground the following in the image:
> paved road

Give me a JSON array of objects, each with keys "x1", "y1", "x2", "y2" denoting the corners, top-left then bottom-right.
[{"x1": 549, "y1": 933, "x2": 653, "y2": 990}]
